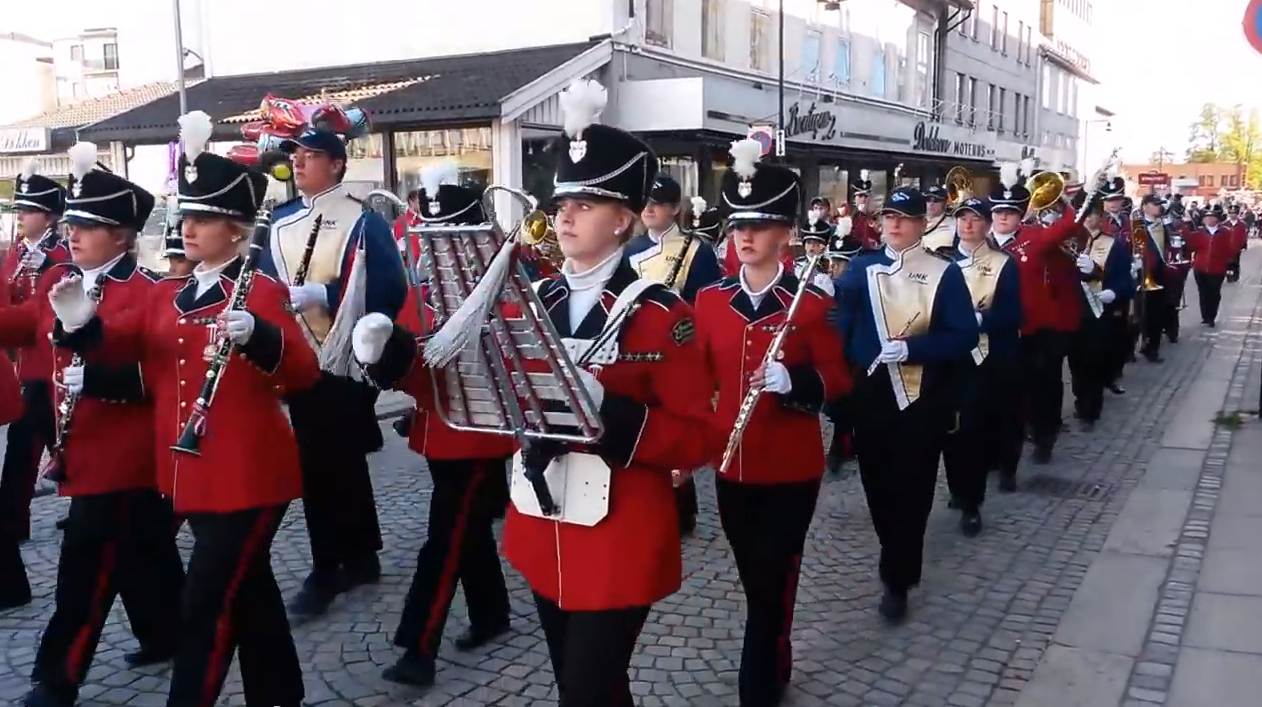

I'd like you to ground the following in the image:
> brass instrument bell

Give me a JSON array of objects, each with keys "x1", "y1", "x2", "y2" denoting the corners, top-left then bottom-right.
[
  {"x1": 944, "y1": 166, "x2": 972, "y2": 207},
  {"x1": 1027, "y1": 171, "x2": 1066, "y2": 213},
  {"x1": 1131, "y1": 219, "x2": 1163, "y2": 292},
  {"x1": 520, "y1": 207, "x2": 562, "y2": 267}
]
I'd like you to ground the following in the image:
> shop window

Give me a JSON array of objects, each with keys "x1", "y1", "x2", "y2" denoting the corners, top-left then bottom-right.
[
  {"x1": 392, "y1": 128, "x2": 493, "y2": 199},
  {"x1": 646, "y1": 0, "x2": 673, "y2": 48},
  {"x1": 103, "y1": 43, "x2": 120, "y2": 71},
  {"x1": 832, "y1": 38, "x2": 850, "y2": 86},
  {"x1": 802, "y1": 30, "x2": 821, "y2": 81},
  {"x1": 817, "y1": 165, "x2": 850, "y2": 213},
  {"x1": 702, "y1": 0, "x2": 725, "y2": 61}
]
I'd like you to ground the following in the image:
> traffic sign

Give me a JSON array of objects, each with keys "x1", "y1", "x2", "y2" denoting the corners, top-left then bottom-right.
[
  {"x1": 1137, "y1": 172, "x2": 1170, "y2": 186},
  {"x1": 1245, "y1": 0, "x2": 1262, "y2": 54},
  {"x1": 747, "y1": 126, "x2": 774, "y2": 156},
  {"x1": 775, "y1": 129, "x2": 786, "y2": 157}
]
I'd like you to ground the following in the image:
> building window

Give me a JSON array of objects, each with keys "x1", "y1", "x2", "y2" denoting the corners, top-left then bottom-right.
[
  {"x1": 1000, "y1": 12, "x2": 1009, "y2": 55},
  {"x1": 802, "y1": 30, "x2": 822, "y2": 81},
  {"x1": 958, "y1": 12, "x2": 968, "y2": 36},
  {"x1": 871, "y1": 48, "x2": 886, "y2": 98},
  {"x1": 990, "y1": 5, "x2": 1000, "y2": 50},
  {"x1": 1069, "y1": 79, "x2": 1078, "y2": 118},
  {"x1": 701, "y1": 0, "x2": 724, "y2": 61},
  {"x1": 1221, "y1": 175, "x2": 1229, "y2": 187},
  {"x1": 1025, "y1": 26, "x2": 1033, "y2": 64},
  {"x1": 916, "y1": 30, "x2": 932, "y2": 109},
  {"x1": 645, "y1": 0, "x2": 673, "y2": 47},
  {"x1": 832, "y1": 38, "x2": 850, "y2": 85},
  {"x1": 750, "y1": 10, "x2": 771, "y2": 71},
  {"x1": 1041, "y1": 65, "x2": 1051, "y2": 108},
  {"x1": 1013, "y1": 92, "x2": 1022, "y2": 135},
  {"x1": 986, "y1": 83, "x2": 996, "y2": 129},
  {"x1": 997, "y1": 87, "x2": 1006, "y2": 132},
  {"x1": 1022, "y1": 95, "x2": 1031, "y2": 135},
  {"x1": 103, "y1": 43, "x2": 119, "y2": 71},
  {"x1": 968, "y1": 76, "x2": 978, "y2": 127},
  {"x1": 954, "y1": 73, "x2": 966, "y2": 124},
  {"x1": 70, "y1": 44, "x2": 83, "y2": 62},
  {"x1": 1231, "y1": 174, "x2": 1240, "y2": 187}
]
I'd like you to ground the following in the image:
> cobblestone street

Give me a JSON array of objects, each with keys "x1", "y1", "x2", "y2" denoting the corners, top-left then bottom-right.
[{"x1": 0, "y1": 251, "x2": 1259, "y2": 707}]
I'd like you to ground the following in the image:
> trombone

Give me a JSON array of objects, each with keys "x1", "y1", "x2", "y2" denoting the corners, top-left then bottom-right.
[{"x1": 925, "y1": 166, "x2": 971, "y2": 234}]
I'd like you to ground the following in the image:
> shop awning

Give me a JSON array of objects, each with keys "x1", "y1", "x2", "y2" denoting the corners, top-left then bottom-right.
[{"x1": 79, "y1": 41, "x2": 607, "y2": 145}]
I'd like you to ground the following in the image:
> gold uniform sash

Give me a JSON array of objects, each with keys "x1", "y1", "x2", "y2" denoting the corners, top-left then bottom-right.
[
  {"x1": 865, "y1": 246, "x2": 948, "y2": 410},
  {"x1": 922, "y1": 216, "x2": 956, "y2": 252},
  {"x1": 1148, "y1": 221, "x2": 1166, "y2": 257},
  {"x1": 272, "y1": 192, "x2": 360, "y2": 344},
  {"x1": 956, "y1": 242, "x2": 1009, "y2": 363},
  {"x1": 628, "y1": 226, "x2": 701, "y2": 293}
]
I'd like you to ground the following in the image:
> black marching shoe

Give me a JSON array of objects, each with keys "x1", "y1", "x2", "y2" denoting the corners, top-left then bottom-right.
[
  {"x1": 960, "y1": 511, "x2": 983, "y2": 538},
  {"x1": 1107, "y1": 383, "x2": 1125, "y2": 395},
  {"x1": 343, "y1": 556, "x2": 383, "y2": 590},
  {"x1": 946, "y1": 495, "x2": 962, "y2": 510},
  {"x1": 878, "y1": 586, "x2": 909, "y2": 623},
  {"x1": 997, "y1": 472, "x2": 1017, "y2": 493},
  {"x1": 22, "y1": 683, "x2": 77, "y2": 707},
  {"x1": 1032, "y1": 445, "x2": 1052, "y2": 465},
  {"x1": 124, "y1": 642, "x2": 177, "y2": 668},
  {"x1": 382, "y1": 650, "x2": 436, "y2": 688},
  {"x1": 287, "y1": 579, "x2": 340, "y2": 623},
  {"x1": 0, "y1": 584, "x2": 32, "y2": 611},
  {"x1": 1080, "y1": 419, "x2": 1096, "y2": 433},
  {"x1": 54, "y1": 517, "x2": 69, "y2": 531},
  {"x1": 678, "y1": 512, "x2": 697, "y2": 537},
  {"x1": 453, "y1": 621, "x2": 511, "y2": 652},
  {"x1": 1167, "y1": 328, "x2": 1179, "y2": 343}
]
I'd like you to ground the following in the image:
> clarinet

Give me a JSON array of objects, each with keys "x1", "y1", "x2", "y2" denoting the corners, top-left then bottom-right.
[
  {"x1": 172, "y1": 202, "x2": 276, "y2": 456},
  {"x1": 291, "y1": 215, "x2": 323, "y2": 286},
  {"x1": 662, "y1": 225, "x2": 697, "y2": 292},
  {"x1": 41, "y1": 276, "x2": 105, "y2": 482}
]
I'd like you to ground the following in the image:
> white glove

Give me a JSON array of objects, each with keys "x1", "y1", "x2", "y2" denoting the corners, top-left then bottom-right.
[
  {"x1": 48, "y1": 275, "x2": 96, "y2": 332},
  {"x1": 61, "y1": 365, "x2": 84, "y2": 395},
  {"x1": 878, "y1": 340, "x2": 910, "y2": 363},
  {"x1": 223, "y1": 310, "x2": 255, "y2": 345},
  {"x1": 352, "y1": 313, "x2": 395, "y2": 364},
  {"x1": 1099, "y1": 289, "x2": 1117, "y2": 304},
  {"x1": 975, "y1": 311, "x2": 984, "y2": 326},
  {"x1": 577, "y1": 367, "x2": 605, "y2": 410},
  {"x1": 288, "y1": 283, "x2": 328, "y2": 312},
  {"x1": 20, "y1": 249, "x2": 46, "y2": 270},
  {"x1": 1076, "y1": 253, "x2": 1095, "y2": 274},
  {"x1": 762, "y1": 361, "x2": 793, "y2": 394}
]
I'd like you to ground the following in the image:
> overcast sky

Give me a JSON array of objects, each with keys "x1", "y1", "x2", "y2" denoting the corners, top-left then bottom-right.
[{"x1": 12, "y1": 0, "x2": 1261, "y2": 163}]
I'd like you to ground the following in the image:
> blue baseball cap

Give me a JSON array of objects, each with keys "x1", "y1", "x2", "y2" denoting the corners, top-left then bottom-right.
[
  {"x1": 954, "y1": 197, "x2": 991, "y2": 219},
  {"x1": 280, "y1": 129, "x2": 348, "y2": 161},
  {"x1": 878, "y1": 187, "x2": 927, "y2": 218}
]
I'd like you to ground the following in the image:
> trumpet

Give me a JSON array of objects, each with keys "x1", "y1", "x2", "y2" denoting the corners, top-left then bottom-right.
[
  {"x1": 518, "y1": 201, "x2": 561, "y2": 269},
  {"x1": 1131, "y1": 219, "x2": 1164, "y2": 292}
]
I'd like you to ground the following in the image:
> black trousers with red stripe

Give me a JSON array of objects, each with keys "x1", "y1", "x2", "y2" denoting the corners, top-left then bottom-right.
[
  {"x1": 393, "y1": 457, "x2": 510, "y2": 660},
  {"x1": 534, "y1": 592, "x2": 650, "y2": 707},
  {"x1": 0, "y1": 381, "x2": 55, "y2": 542},
  {"x1": 716, "y1": 476, "x2": 821, "y2": 707},
  {"x1": 30, "y1": 488, "x2": 183, "y2": 693},
  {"x1": 167, "y1": 504, "x2": 301, "y2": 707}
]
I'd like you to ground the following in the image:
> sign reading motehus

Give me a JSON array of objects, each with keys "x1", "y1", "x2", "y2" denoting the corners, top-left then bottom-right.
[{"x1": 911, "y1": 121, "x2": 991, "y2": 159}]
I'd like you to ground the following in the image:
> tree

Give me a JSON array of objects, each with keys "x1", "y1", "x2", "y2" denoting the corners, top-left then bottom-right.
[
  {"x1": 1184, "y1": 103, "x2": 1262, "y2": 189},
  {"x1": 1187, "y1": 103, "x2": 1223, "y2": 162},
  {"x1": 1149, "y1": 148, "x2": 1175, "y2": 167}
]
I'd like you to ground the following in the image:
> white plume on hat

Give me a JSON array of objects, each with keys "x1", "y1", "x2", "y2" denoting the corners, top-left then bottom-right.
[
  {"x1": 559, "y1": 79, "x2": 607, "y2": 140},
  {"x1": 836, "y1": 215, "x2": 853, "y2": 237},
  {"x1": 690, "y1": 195, "x2": 706, "y2": 214},
  {"x1": 1019, "y1": 157, "x2": 1036, "y2": 177},
  {"x1": 178, "y1": 110, "x2": 213, "y2": 161},
  {"x1": 1105, "y1": 160, "x2": 1119, "y2": 183},
  {"x1": 808, "y1": 210, "x2": 821, "y2": 227},
  {"x1": 729, "y1": 138, "x2": 763, "y2": 180},
  {"x1": 999, "y1": 161, "x2": 1020, "y2": 190},
  {"x1": 68, "y1": 142, "x2": 98, "y2": 182},
  {"x1": 420, "y1": 159, "x2": 458, "y2": 197},
  {"x1": 859, "y1": 169, "x2": 870, "y2": 182},
  {"x1": 165, "y1": 194, "x2": 181, "y2": 228},
  {"x1": 19, "y1": 158, "x2": 37, "y2": 180}
]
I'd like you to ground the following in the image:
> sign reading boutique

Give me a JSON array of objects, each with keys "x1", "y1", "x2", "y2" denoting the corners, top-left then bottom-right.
[{"x1": 911, "y1": 121, "x2": 993, "y2": 160}]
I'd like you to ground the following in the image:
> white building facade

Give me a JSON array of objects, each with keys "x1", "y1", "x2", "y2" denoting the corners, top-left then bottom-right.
[{"x1": 0, "y1": 33, "x2": 55, "y2": 126}]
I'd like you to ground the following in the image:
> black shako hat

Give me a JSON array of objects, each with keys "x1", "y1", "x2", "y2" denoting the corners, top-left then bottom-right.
[
  {"x1": 1100, "y1": 176, "x2": 1126, "y2": 199},
  {"x1": 851, "y1": 169, "x2": 873, "y2": 196},
  {"x1": 685, "y1": 195, "x2": 723, "y2": 240},
  {"x1": 417, "y1": 159, "x2": 485, "y2": 225},
  {"x1": 551, "y1": 79, "x2": 657, "y2": 213},
  {"x1": 13, "y1": 159, "x2": 65, "y2": 214},
  {"x1": 648, "y1": 173, "x2": 682, "y2": 205},
  {"x1": 988, "y1": 161, "x2": 1031, "y2": 213},
  {"x1": 800, "y1": 212, "x2": 833, "y2": 240},
  {"x1": 923, "y1": 184, "x2": 948, "y2": 202},
  {"x1": 176, "y1": 112, "x2": 269, "y2": 222},
  {"x1": 722, "y1": 138, "x2": 801, "y2": 225},
  {"x1": 63, "y1": 142, "x2": 155, "y2": 231}
]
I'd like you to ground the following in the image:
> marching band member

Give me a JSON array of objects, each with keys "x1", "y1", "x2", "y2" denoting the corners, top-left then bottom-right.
[
  {"x1": 941, "y1": 197, "x2": 1021, "y2": 536},
  {"x1": 0, "y1": 160, "x2": 70, "y2": 593},
  {"x1": 503, "y1": 79, "x2": 716, "y2": 707},
  {"x1": 696, "y1": 139, "x2": 850, "y2": 706},
  {"x1": 1160, "y1": 196, "x2": 1191, "y2": 346},
  {"x1": 849, "y1": 171, "x2": 881, "y2": 251},
  {"x1": 1185, "y1": 204, "x2": 1240, "y2": 328},
  {"x1": 1225, "y1": 204, "x2": 1248, "y2": 283},
  {"x1": 836, "y1": 186, "x2": 978, "y2": 621},
  {"x1": 49, "y1": 116, "x2": 320, "y2": 707},
  {"x1": 628, "y1": 174, "x2": 722, "y2": 535},
  {"x1": 352, "y1": 161, "x2": 513, "y2": 690},
  {"x1": 795, "y1": 212, "x2": 836, "y2": 296},
  {"x1": 921, "y1": 184, "x2": 956, "y2": 253},
  {"x1": 1067, "y1": 193, "x2": 1133, "y2": 430},
  {"x1": 163, "y1": 212, "x2": 195, "y2": 278},
  {"x1": 989, "y1": 162, "x2": 1085, "y2": 468},
  {"x1": 824, "y1": 221, "x2": 863, "y2": 475},
  {"x1": 257, "y1": 112, "x2": 408, "y2": 620},
  {"x1": 13, "y1": 144, "x2": 185, "y2": 707}
]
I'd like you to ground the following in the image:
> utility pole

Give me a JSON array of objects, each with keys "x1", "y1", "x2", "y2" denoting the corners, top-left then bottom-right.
[
  {"x1": 173, "y1": 0, "x2": 188, "y2": 116},
  {"x1": 776, "y1": 0, "x2": 786, "y2": 163}
]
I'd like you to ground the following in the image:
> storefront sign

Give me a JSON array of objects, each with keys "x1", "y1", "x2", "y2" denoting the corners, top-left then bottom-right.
[
  {"x1": 911, "y1": 122, "x2": 991, "y2": 159},
  {"x1": 1137, "y1": 172, "x2": 1170, "y2": 186},
  {"x1": 784, "y1": 102, "x2": 837, "y2": 142},
  {"x1": 0, "y1": 127, "x2": 49, "y2": 154}
]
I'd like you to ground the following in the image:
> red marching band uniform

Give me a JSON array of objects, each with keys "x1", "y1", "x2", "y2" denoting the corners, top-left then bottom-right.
[
  {"x1": 695, "y1": 138, "x2": 851, "y2": 706},
  {"x1": 1185, "y1": 204, "x2": 1244, "y2": 326},
  {"x1": 13, "y1": 144, "x2": 187, "y2": 707},
  {"x1": 356, "y1": 162, "x2": 514, "y2": 689},
  {"x1": 52, "y1": 119, "x2": 320, "y2": 707},
  {"x1": 848, "y1": 170, "x2": 881, "y2": 251}
]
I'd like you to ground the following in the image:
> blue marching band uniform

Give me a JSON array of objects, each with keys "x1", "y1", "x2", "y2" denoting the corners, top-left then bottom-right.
[{"x1": 254, "y1": 127, "x2": 408, "y2": 620}]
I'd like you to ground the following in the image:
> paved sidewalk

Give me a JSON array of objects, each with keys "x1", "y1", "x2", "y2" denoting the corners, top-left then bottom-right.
[
  {"x1": 1013, "y1": 252, "x2": 1262, "y2": 707},
  {"x1": 0, "y1": 251, "x2": 1258, "y2": 706}
]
